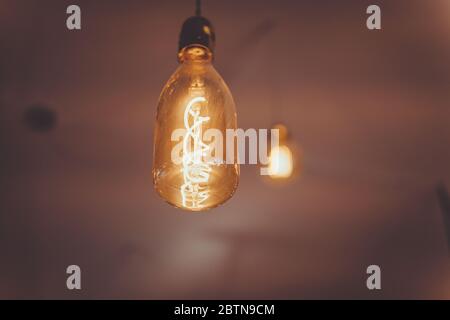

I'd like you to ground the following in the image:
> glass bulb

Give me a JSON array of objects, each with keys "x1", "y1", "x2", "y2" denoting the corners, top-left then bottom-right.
[
  {"x1": 153, "y1": 46, "x2": 239, "y2": 211},
  {"x1": 268, "y1": 145, "x2": 294, "y2": 178},
  {"x1": 266, "y1": 124, "x2": 301, "y2": 181}
]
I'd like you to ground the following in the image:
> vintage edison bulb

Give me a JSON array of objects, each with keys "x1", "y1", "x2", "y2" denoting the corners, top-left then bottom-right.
[
  {"x1": 268, "y1": 145, "x2": 294, "y2": 178},
  {"x1": 153, "y1": 46, "x2": 239, "y2": 211},
  {"x1": 267, "y1": 124, "x2": 300, "y2": 181}
]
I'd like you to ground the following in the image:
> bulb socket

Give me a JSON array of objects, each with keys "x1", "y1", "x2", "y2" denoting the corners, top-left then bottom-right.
[{"x1": 178, "y1": 16, "x2": 215, "y2": 54}]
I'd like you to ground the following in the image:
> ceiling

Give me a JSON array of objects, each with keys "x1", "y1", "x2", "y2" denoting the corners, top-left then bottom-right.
[{"x1": 0, "y1": 0, "x2": 449, "y2": 299}]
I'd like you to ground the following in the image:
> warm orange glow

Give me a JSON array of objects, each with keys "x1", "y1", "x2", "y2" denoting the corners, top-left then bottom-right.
[
  {"x1": 153, "y1": 46, "x2": 239, "y2": 211},
  {"x1": 268, "y1": 145, "x2": 294, "y2": 178}
]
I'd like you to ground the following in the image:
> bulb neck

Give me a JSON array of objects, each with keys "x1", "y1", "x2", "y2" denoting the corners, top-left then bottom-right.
[
  {"x1": 178, "y1": 16, "x2": 215, "y2": 57},
  {"x1": 178, "y1": 45, "x2": 212, "y2": 63},
  {"x1": 272, "y1": 123, "x2": 290, "y2": 142}
]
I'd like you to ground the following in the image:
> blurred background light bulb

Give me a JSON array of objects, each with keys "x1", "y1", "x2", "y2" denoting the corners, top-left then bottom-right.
[
  {"x1": 268, "y1": 145, "x2": 294, "y2": 178},
  {"x1": 152, "y1": 15, "x2": 239, "y2": 211},
  {"x1": 267, "y1": 124, "x2": 300, "y2": 181}
]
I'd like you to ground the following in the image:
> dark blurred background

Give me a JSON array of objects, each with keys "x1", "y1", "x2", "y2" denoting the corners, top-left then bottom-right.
[{"x1": 1, "y1": 0, "x2": 449, "y2": 299}]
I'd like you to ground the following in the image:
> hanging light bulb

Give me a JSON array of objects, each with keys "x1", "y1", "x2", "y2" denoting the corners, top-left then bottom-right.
[
  {"x1": 268, "y1": 145, "x2": 294, "y2": 178},
  {"x1": 267, "y1": 124, "x2": 300, "y2": 181},
  {"x1": 152, "y1": 2, "x2": 239, "y2": 211}
]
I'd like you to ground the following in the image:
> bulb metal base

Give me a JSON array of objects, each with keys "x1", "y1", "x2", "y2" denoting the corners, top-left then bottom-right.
[{"x1": 178, "y1": 16, "x2": 215, "y2": 54}]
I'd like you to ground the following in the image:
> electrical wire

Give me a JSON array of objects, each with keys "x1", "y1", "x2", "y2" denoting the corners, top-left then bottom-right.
[{"x1": 196, "y1": 0, "x2": 201, "y2": 16}]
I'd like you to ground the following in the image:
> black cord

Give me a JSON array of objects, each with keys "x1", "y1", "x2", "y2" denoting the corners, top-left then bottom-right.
[{"x1": 195, "y1": 0, "x2": 201, "y2": 16}]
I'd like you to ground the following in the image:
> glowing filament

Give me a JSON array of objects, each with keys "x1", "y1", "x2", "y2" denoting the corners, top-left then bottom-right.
[
  {"x1": 268, "y1": 145, "x2": 293, "y2": 178},
  {"x1": 180, "y1": 96, "x2": 212, "y2": 209}
]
